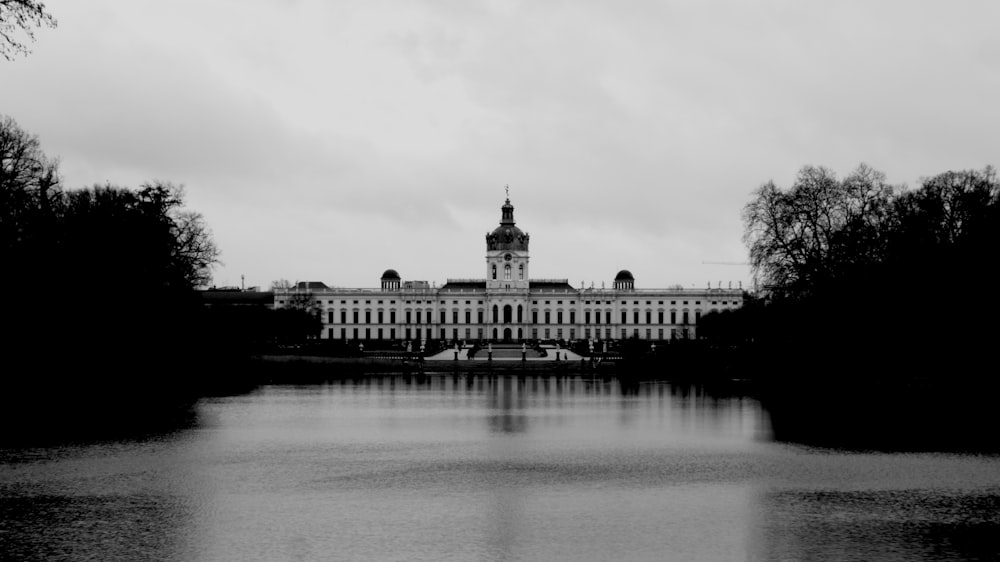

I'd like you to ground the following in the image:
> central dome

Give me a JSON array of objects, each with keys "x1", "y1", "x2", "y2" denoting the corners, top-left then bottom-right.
[{"x1": 486, "y1": 198, "x2": 529, "y2": 251}]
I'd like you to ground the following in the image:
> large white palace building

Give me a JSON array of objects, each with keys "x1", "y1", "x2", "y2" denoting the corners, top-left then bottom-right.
[{"x1": 273, "y1": 197, "x2": 744, "y2": 343}]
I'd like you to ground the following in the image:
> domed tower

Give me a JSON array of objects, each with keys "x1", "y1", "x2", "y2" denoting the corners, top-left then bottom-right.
[
  {"x1": 380, "y1": 269, "x2": 401, "y2": 290},
  {"x1": 485, "y1": 196, "x2": 530, "y2": 290},
  {"x1": 614, "y1": 270, "x2": 634, "y2": 291}
]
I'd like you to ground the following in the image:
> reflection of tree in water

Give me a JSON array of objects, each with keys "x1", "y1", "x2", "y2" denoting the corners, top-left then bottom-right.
[{"x1": 751, "y1": 487, "x2": 1000, "y2": 561}]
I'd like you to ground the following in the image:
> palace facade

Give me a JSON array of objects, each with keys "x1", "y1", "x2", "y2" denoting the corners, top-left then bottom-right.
[{"x1": 273, "y1": 197, "x2": 744, "y2": 343}]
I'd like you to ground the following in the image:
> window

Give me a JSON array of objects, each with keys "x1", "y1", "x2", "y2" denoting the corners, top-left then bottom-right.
[
  {"x1": 557, "y1": 311, "x2": 563, "y2": 324},
  {"x1": 441, "y1": 310, "x2": 446, "y2": 324},
  {"x1": 390, "y1": 328, "x2": 395, "y2": 340},
  {"x1": 645, "y1": 311, "x2": 651, "y2": 324},
  {"x1": 518, "y1": 264, "x2": 524, "y2": 280},
  {"x1": 504, "y1": 264, "x2": 511, "y2": 280},
  {"x1": 621, "y1": 311, "x2": 627, "y2": 324},
  {"x1": 465, "y1": 310, "x2": 471, "y2": 323},
  {"x1": 478, "y1": 310, "x2": 484, "y2": 323},
  {"x1": 695, "y1": 311, "x2": 701, "y2": 323},
  {"x1": 633, "y1": 310, "x2": 639, "y2": 324},
  {"x1": 340, "y1": 310, "x2": 346, "y2": 323},
  {"x1": 658, "y1": 311, "x2": 664, "y2": 324},
  {"x1": 492, "y1": 264, "x2": 497, "y2": 279},
  {"x1": 532, "y1": 310, "x2": 538, "y2": 323},
  {"x1": 585, "y1": 311, "x2": 591, "y2": 324},
  {"x1": 377, "y1": 311, "x2": 383, "y2": 323},
  {"x1": 353, "y1": 311, "x2": 359, "y2": 324},
  {"x1": 390, "y1": 310, "x2": 396, "y2": 324},
  {"x1": 416, "y1": 310, "x2": 422, "y2": 324},
  {"x1": 570, "y1": 310, "x2": 576, "y2": 324},
  {"x1": 683, "y1": 311, "x2": 689, "y2": 324},
  {"x1": 453, "y1": 310, "x2": 459, "y2": 324},
  {"x1": 545, "y1": 311, "x2": 551, "y2": 323},
  {"x1": 670, "y1": 311, "x2": 677, "y2": 324},
  {"x1": 328, "y1": 311, "x2": 333, "y2": 324},
  {"x1": 405, "y1": 310, "x2": 411, "y2": 324},
  {"x1": 365, "y1": 311, "x2": 371, "y2": 323}
]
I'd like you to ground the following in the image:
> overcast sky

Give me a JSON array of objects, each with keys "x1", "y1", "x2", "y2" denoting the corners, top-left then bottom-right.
[{"x1": 3, "y1": 1, "x2": 998, "y2": 291}]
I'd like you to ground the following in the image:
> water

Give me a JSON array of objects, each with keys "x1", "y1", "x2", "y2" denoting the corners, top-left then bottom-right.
[{"x1": 2, "y1": 375, "x2": 998, "y2": 561}]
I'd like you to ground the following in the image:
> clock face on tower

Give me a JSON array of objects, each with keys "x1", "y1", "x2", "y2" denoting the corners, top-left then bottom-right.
[{"x1": 504, "y1": 253, "x2": 512, "y2": 261}]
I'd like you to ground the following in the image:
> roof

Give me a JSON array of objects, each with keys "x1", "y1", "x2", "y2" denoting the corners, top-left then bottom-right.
[
  {"x1": 529, "y1": 280, "x2": 575, "y2": 290},
  {"x1": 294, "y1": 281, "x2": 329, "y2": 290},
  {"x1": 381, "y1": 269, "x2": 400, "y2": 279},
  {"x1": 199, "y1": 290, "x2": 275, "y2": 306},
  {"x1": 441, "y1": 280, "x2": 487, "y2": 290},
  {"x1": 615, "y1": 270, "x2": 634, "y2": 280}
]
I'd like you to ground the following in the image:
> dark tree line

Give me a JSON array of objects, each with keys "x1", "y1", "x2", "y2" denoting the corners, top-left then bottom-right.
[
  {"x1": 725, "y1": 163, "x2": 1000, "y2": 381},
  {"x1": 2, "y1": 114, "x2": 222, "y2": 433}
]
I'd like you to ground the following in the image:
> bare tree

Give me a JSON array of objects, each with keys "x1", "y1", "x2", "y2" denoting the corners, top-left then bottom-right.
[
  {"x1": 172, "y1": 208, "x2": 221, "y2": 288},
  {"x1": 0, "y1": 114, "x2": 60, "y2": 254},
  {"x1": 0, "y1": 1, "x2": 56, "y2": 60},
  {"x1": 743, "y1": 163, "x2": 898, "y2": 297}
]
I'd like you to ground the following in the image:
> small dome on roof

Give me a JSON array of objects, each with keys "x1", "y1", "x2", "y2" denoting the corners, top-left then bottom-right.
[
  {"x1": 615, "y1": 270, "x2": 634, "y2": 281},
  {"x1": 381, "y1": 269, "x2": 400, "y2": 280}
]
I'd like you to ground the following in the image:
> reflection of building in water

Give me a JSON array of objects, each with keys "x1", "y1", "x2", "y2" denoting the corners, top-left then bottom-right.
[{"x1": 274, "y1": 197, "x2": 744, "y2": 342}]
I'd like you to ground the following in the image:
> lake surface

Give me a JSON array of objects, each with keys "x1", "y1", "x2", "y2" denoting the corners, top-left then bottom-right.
[{"x1": 2, "y1": 375, "x2": 999, "y2": 561}]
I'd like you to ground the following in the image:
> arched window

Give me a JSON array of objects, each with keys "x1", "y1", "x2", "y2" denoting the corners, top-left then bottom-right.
[{"x1": 504, "y1": 264, "x2": 511, "y2": 280}]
